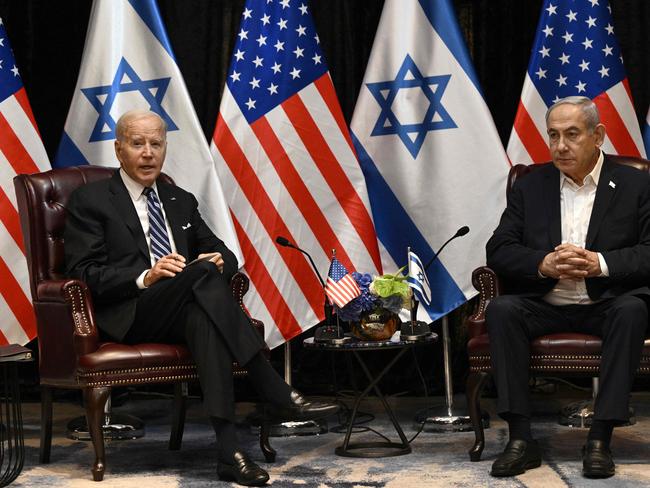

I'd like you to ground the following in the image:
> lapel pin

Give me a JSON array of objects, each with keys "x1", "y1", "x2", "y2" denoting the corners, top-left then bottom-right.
[
  {"x1": 170, "y1": 197, "x2": 177, "y2": 201},
  {"x1": 608, "y1": 180, "x2": 616, "y2": 189},
  {"x1": 182, "y1": 223, "x2": 191, "y2": 230}
]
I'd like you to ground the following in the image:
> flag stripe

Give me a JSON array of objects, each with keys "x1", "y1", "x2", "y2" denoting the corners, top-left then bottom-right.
[
  {"x1": 0, "y1": 112, "x2": 40, "y2": 175},
  {"x1": 249, "y1": 116, "x2": 355, "y2": 271},
  {"x1": 0, "y1": 256, "x2": 36, "y2": 340},
  {"x1": 281, "y1": 94, "x2": 382, "y2": 271},
  {"x1": 0, "y1": 187, "x2": 25, "y2": 253},
  {"x1": 512, "y1": 101, "x2": 551, "y2": 164},
  {"x1": 14, "y1": 88, "x2": 41, "y2": 139},
  {"x1": 214, "y1": 115, "x2": 324, "y2": 313},
  {"x1": 231, "y1": 215, "x2": 303, "y2": 341},
  {"x1": 313, "y1": 75, "x2": 356, "y2": 155},
  {"x1": 594, "y1": 92, "x2": 641, "y2": 157}
]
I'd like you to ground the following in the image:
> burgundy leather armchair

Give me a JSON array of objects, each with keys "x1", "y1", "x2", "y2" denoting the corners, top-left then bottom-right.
[
  {"x1": 465, "y1": 155, "x2": 650, "y2": 462},
  {"x1": 13, "y1": 166, "x2": 275, "y2": 481}
]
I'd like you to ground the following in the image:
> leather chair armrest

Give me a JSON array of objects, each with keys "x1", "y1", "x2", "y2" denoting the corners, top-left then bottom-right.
[
  {"x1": 466, "y1": 266, "x2": 502, "y2": 338},
  {"x1": 37, "y1": 279, "x2": 99, "y2": 358},
  {"x1": 230, "y1": 272, "x2": 267, "y2": 351}
]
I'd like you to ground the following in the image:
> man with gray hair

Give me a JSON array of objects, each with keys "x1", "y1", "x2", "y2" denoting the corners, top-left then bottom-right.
[
  {"x1": 64, "y1": 110, "x2": 338, "y2": 486},
  {"x1": 485, "y1": 96, "x2": 650, "y2": 478}
]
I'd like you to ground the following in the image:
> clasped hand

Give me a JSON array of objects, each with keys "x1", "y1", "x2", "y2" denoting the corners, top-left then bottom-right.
[
  {"x1": 538, "y1": 243, "x2": 601, "y2": 281},
  {"x1": 143, "y1": 252, "x2": 224, "y2": 287}
]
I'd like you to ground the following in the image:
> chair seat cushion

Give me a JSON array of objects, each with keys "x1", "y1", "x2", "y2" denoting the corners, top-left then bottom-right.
[
  {"x1": 77, "y1": 342, "x2": 194, "y2": 373},
  {"x1": 468, "y1": 332, "x2": 605, "y2": 357}
]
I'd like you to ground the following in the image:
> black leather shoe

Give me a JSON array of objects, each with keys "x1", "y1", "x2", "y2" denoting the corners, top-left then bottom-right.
[
  {"x1": 266, "y1": 390, "x2": 340, "y2": 422},
  {"x1": 217, "y1": 451, "x2": 269, "y2": 486},
  {"x1": 490, "y1": 439, "x2": 542, "y2": 477},
  {"x1": 582, "y1": 440, "x2": 615, "y2": 478}
]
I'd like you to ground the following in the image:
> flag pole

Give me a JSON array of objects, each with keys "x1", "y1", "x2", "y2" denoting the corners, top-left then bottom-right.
[
  {"x1": 401, "y1": 248, "x2": 431, "y2": 341},
  {"x1": 314, "y1": 249, "x2": 350, "y2": 344}
]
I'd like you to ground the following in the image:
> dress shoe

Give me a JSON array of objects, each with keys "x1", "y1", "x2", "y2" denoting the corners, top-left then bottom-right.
[
  {"x1": 490, "y1": 439, "x2": 542, "y2": 477},
  {"x1": 217, "y1": 451, "x2": 269, "y2": 486},
  {"x1": 266, "y1": 389, "x2": 340, "y2": 422},
  {"x1": 582, "y1": 440, "x2": 615, "y2": 478}
]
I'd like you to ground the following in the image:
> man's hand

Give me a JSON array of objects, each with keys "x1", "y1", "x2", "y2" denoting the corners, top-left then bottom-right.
[
  {"x1": 144, "y1": 253, "x2": 186, "y2": 287},
  {"x1": 198, "y1": 252, "x2": 224, "y2": 273},
  {"x1": 538, "y1": 243, "x2": 601, "y2": 281}
]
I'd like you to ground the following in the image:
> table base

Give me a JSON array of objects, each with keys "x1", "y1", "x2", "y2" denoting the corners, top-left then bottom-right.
[{"x1": 335, "y1": 441, "x2": 411, "y2": 458}]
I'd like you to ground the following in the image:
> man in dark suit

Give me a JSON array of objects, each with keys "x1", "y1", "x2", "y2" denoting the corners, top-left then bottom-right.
[
  {"x1": 485, "y1": 96, "x2": 650, "y2": 479},
  {"x1": 64, "y1": 109, "x2": 338, "y2": 486}
]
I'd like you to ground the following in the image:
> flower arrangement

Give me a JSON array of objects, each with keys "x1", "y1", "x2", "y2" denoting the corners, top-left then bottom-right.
[{"x1": 334, "y1": 268, "x2": 411, "y2": 322}]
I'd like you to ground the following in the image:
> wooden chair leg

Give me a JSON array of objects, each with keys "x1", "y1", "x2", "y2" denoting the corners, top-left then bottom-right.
[
  {"x1": 169, "y1": 382, "x2": 187, "y2": 450},
  {"x1": 466, "y1": 371, "x2": 490, "y2": 462},
  {"x1": 39, "y1": 386, "x2": 53, "y2": 464},
  {"x1": 260, "y1": 419, "x2": 276, "y2": 463},
  {"x1": 83, "y1": 386, "x2": 111, "y2": 481}
]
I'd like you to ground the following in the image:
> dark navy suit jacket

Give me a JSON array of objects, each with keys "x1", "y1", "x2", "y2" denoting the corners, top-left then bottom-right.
[{"x1": 486, "y1": 155, "x2": 650, "y2": 299}]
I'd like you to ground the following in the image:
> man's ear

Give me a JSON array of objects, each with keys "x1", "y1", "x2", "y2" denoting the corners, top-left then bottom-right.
[
  {"x1": 594, "y1": 123, "x2": 606, "y2": 147},
  {"x1": 114, "y1": 139, "x2": 122, "y2": 162}
]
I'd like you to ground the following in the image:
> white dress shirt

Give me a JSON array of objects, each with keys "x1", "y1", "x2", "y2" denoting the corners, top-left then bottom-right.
[
  {"x1": 119, "y1": 169, "x2": 177, "y2": 288},
  {"x1": 543, "y1": 151, "x2": 609, "y2": 306}
]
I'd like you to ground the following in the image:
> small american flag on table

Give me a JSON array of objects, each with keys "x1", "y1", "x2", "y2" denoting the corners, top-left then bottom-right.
[{"x1": 325, "y1": 257, "x2": 361, "y2": 309}]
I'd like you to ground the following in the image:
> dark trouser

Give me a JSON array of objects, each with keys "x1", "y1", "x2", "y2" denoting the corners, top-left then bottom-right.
[
  {"x1": 123, "y1": 261, "x2": 265, "y2": 421},
  {"x1": 486, "y1": 294, "x2": 647, "y2": 422}
]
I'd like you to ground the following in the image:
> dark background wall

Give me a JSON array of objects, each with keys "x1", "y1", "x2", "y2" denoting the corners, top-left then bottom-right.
[
  {"x1": 0, "y1": 0, "x2": 648, "y2": 161},
  {"x1": 2, "y1": 0, "x2": 649, "y2": 394}
]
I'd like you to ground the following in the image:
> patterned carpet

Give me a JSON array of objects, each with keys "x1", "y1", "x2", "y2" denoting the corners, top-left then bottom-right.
[{"x1": 9, "y1": 389, "x2": 650, "y2": 487}]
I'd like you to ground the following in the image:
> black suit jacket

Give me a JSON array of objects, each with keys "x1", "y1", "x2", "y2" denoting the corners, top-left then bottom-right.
[
  {"x1": 64, "y1": 170, "x2": 238, "y2": 341},
  {"x1": 486, "y1": 155, "x2": 650, "y2": 299}
]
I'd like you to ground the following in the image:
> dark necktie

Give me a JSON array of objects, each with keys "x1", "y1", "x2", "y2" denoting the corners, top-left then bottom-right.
[{"x1": 143, "y1": 187, "x2": 172, "y2": 261}]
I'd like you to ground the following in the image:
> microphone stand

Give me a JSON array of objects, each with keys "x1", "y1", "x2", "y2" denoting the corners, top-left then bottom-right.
[
  {"x1": 411, "y1": 226, "x2": 489, "y2": 433},
  {"x1": 275, "y1": 238, "x2": 349, "y2": 344}
]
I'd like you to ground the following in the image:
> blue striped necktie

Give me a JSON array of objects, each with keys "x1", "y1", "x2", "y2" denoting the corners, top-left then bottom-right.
[{"x1": 143, "y1": 187, "x2": 172, "y2": 261}]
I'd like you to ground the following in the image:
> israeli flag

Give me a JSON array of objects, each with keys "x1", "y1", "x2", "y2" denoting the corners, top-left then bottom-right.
[
  {"x1": 407, "y1": 251, "x2": 431, "y2": 305},
  {"x1": 54, "y1": 0, "x2": 242, "y2": 263},
  {"x1": 351, "y1": 0, "x2": 509, "y2": 321}
]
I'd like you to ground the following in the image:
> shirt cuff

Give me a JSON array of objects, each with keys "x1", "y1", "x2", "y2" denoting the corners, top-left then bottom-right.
[
  {"x1": 136, "y1": 269, "x2": 149, "y2": 289},
  {"x1": 597, "y1": 253, "x2": 609, "y2": 277}
]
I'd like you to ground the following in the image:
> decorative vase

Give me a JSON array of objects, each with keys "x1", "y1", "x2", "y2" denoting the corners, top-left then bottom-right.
[{"x1": 351, "y1": 307, "x2": 400, "y2": 341}]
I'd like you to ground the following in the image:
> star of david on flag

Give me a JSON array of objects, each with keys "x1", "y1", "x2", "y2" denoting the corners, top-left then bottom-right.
[
  {"x1": 367, "y1": 54, "x2": 456, "y2": 159},
  {"x1": 54, "y1": 0, "x2": 242, "y2": 264},
  {"x1": 508, "y1": 0, "x2": 646, "y2": 163},
  {"x1": 407, "y1": 250, "x2": 431, "y2": 305},
  {"x1": 81, "y1": 58, "x2": 178, "y2": 142}
]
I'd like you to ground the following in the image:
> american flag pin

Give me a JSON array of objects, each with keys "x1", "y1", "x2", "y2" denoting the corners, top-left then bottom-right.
[{"x1": 609, "y1": 181, "x2": 616, "y2": 189}]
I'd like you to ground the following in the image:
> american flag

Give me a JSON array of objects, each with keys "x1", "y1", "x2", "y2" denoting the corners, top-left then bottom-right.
[
  {"x1": 325, "y1": 257, "x2": 361, "y2": 309},
  {"x1": 0, "y1": 18, "x2": 51, "y2": 345},
  {"x1": 211, "y1": 0, "x2": 381, "y2": 348},
  {"x1": 507, "y1": 0, "x2": 646, "y2": 164}
]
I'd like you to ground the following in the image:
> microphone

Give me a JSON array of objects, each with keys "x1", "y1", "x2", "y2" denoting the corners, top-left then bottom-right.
[
  {"x1": 423, "y1": 226, "x2": 470, "y2": 271},
  {"x1": 275, "y1": 236, "x2": 348, "y2": 343},
  {"x1": 275, "y1": 236, "x2": 325, "y2": 288}
]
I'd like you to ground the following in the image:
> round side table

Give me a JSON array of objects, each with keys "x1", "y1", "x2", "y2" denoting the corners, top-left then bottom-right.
[{"x1": 304, "y1": 332, "x2": 437, "y2": 458}]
